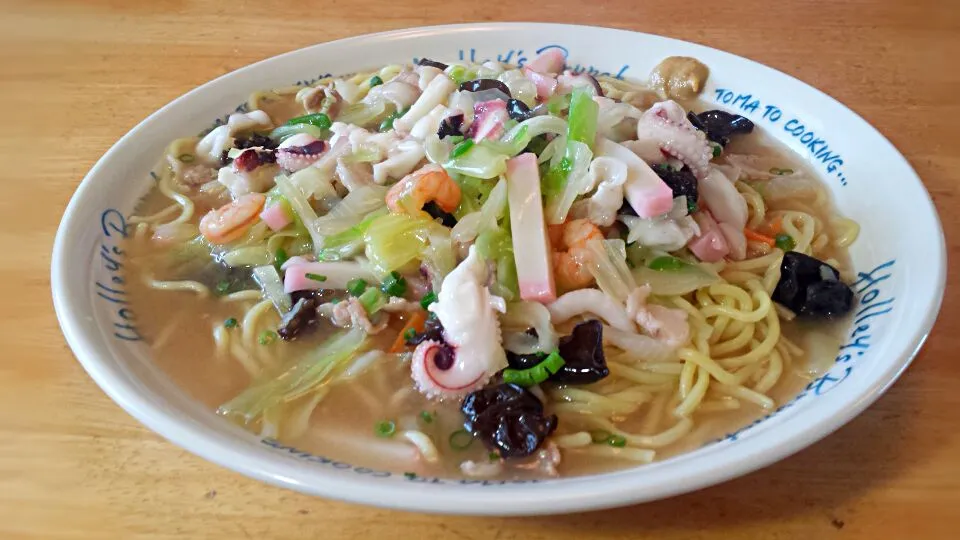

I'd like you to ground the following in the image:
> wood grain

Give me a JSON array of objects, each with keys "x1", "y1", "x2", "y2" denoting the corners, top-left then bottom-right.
[{"x1": 1, "y1": 0, "x2": 958, "y2": 538}]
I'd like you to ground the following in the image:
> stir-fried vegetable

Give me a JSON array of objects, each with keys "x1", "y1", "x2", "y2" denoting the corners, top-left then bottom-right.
[
  {"x1": 502, "y1": 351, "x2": 565, "y2": 386},
  {"x1": 252, "y1": 265, "x2": 291, "y2": 313},
  {"x1": 219, "y1": 327, "x2": 368, "y2": 423},
  {"x1": 543, "y1": 89, "x2": 598, "y2": 224},
  {"x1": 362, "y1": 211, "x2": 446, "y2": 277}
]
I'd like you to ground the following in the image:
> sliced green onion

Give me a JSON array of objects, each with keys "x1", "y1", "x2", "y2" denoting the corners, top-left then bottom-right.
[
  {"x1": 379, "y1": 108, "x2": 406, "y2": 132},
  {"x1": 607, "y1": 435, "x2": 627, "y2": 448},
  {"x1": 346, "y1": 278, "x2": 368, "y2": 297},
  {"x1": 450, "y1": 139, "x2": 475, "y2": 159},
  {"x1": 274, "y1": 247, "x2": 289, "y2": 272},
  {"x1": 258, "y1": 330, "x2": 278, "y2": 346},
  {"x1": 711, "y1": 144, "x2": 722, "y2": 158},
  {"x1": 380, "y1": 271, "x2": 407, "y2": 297},
  {"x1": 447, "y1": 65, "x2": 469, "y2": 84},
  {"x1": 286, "y1": 112, "x2": 331, "y2": 130},
  {"x1": 447, "y1": 135, "x2": 465, "y2": 145},
  {"x1": 775, "y1": 233, "x2": 796, "y2": 251},
  {"x1": 590, "y1": 430, "x2": 612, "y2": 444},
  {"x1": 374, "y1": 420, "x2": 396, "y2": 437},
  {"x1": 403, "y1": 471, "x2": 417, "y2": 479},
  {"x1": 419, "y1": 410, "x2": 435, "y2": 424},
  {"x1": 449, "y1": 429, "x2": 475, "y2": 450},
  {"x1": 357, "y1": 287, "x2": 386, "y2": 314},
  {"x1": 223, "y1": 317, "x2": 238, "y2": 329},
  {"x1": 687, "y1": 198, "x2": 698, "y2": 214},
  {"x1": 403, "y1": 328, "x2": 418, "y2": 343},
  {"x1": 215, "y1": 280, "x2": 230, "y2": 295},
  {"x1": 488, "y1": 451, "x2": 500, "y2": 462},
  {"x1": 647, "y1": 255, "x2": 689, "y2": 271},
  {"x1": 501, "y1": 351, "x2": 565, "y2": 387},
  {"x1": 305, "y1": 273, "x2": 328, "y2": 282},
  {"x1": 178, "y1": 153, "x2": 195, "y2": 163},
  {"x1": 769, "y1": 167, "x2": 795, "y2": 175},
  {"x1": 419, "y1": 291, "x2": 438, "y2": 310},
  {"x1": 369, "y1": 75, "x2": 383, "y2": 87}
]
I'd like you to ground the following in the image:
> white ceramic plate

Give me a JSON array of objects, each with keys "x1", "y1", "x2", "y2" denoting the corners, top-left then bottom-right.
[{"x1": 52, "y1": 23, "x2": 945, "y2": 515}]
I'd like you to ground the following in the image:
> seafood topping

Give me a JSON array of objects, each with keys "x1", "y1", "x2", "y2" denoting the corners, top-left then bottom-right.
[{"x1": 233, "y1": 148, "x2": 277, "y2": 172}]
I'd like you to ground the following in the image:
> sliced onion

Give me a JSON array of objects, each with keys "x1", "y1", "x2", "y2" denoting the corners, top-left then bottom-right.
[
  {"x1": 631, "y1": 264, "x2": 720, "y2": 296},
  {"x1": 500, "y1": 301, "x2": 559, "y2": 354},
  {"x1": 602, "y1": 325, "x2": 675, "y2": 363},
  {"x1": 253, "y1": 265, "x2": 291, "y2": 314}
]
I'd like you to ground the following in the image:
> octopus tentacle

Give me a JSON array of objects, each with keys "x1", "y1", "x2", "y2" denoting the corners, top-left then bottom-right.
[
  {"x1": 636, "y1": 100, "x2": 712, "y2": 179},
  {"x1": 276, "y1": 133, "x2": 327, "y2": 172}
]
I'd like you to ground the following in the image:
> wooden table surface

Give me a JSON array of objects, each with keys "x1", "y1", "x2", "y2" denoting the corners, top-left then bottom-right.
[{"x1": 2, "y1": 0, "x2": 958, "y2": 538}]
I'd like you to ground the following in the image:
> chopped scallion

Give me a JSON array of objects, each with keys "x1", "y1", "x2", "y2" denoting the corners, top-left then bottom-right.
[
  {"x1": 215, "y1": 280, "x2": 230, "y2": 295},
  {"x1": 488, "y1": 451, "x2": 500, "y2": 462},
  {"x1": 419, "y1": 410, "x2": 434, "y2": 424},
  {"x1": 403, "y1": 472, "x2": 417, "y2": 479},
  {"x1": 258, "y1": 330, "x2": 278, "y2": 345},
  {"x1": 501, "y1": 351, "x2": 565, "y2": 387},
  {"x1": 379, "y1": 108, "x2": 406, "y2": 132},
  {"x1": 369, "y1": 75, "x2": 383, "y2": 87},
  {"x1": 286, "y1": 112, "x2": 332, "y2": 130},
  {"x1": 448, "y1": 429, "x2": 474, "y2": 450},
  {"x1": 607, "y1": 435, "x2": 627, "y2": 448},
  {"x1": 769, "y1": 167, "x2": 794, "y2": 175},
  {"x1": 274, "y1": 247, "x2": 289, "y2": 271},
  {"x1": 450, "y1": 139, "x2": 475, "y2": 159},
  {"x1": 647, "y1": 255, "x2": 689, "y2": 271},
  {"x1": 380, "y1": 271, "x2": 407, "y2": 297},
  {"x1": 590, "y1": 430, "x2": 612, "y2": 444},
  {"x1": 346, "y1": 278, "x2": 368, "y2": 297},
  {"x1": 223, "y1": 317, "x2": 238, "y2": 329},
  {"x1": 711, "y1": 144, "x2": 722, "y2": 158},
  {"x1": 305, "y1": 273, "x2": 328, "y2": 282},
  {"x1": 403, "y1": 327, "x2": 418, "y2": 342},
  {"x1": 374, "y1": 420, "x2": 396, "y2": 437},
  {"x1": 419, "y1": 291, "x2": 438, "y2": 310},
  {"x1": 775, "y1": 233, "x2": 796, "y2": 252},
  {"x1": 687, "y1": 198, "x2": 698, "y2": 214}
]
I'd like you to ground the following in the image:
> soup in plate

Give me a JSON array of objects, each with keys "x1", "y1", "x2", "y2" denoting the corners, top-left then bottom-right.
[{"x1": 123, "y1": 51, "x2": 859, "y2": 479}]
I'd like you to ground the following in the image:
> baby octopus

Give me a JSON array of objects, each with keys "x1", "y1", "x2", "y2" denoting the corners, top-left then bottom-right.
[{"x1": 410, "y1": 246, "x2": 507, "y2": 399}]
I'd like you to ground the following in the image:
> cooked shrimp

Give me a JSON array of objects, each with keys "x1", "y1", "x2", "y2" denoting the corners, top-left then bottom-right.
[
  {"x1": 550, "y1": 218, "x2": 603, "y2": 291},
  {"x1": 385, "y1": 164, "x2": 461, "y2": 214},
  {"x1": 199, "y1": 193, "x2": 265, "y2": 244}
]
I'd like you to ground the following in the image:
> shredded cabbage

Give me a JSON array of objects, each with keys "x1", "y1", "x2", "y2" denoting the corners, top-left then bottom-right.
[
  {"x1": 252, "y1": 265, "x2": 291, "y2": 313},
  {"x1": 317, "y1": 208, "x2": 387, "y2": 261},
  {"x1": 500, "y1": 301, "x2": 560, "y2": 354},
  {"x1": 443, "y1": 143, "x2": 508, "y2": 179},
  {"x1": 314, "y1": 184, "x2": 388, "y2": 237},
  {"x1": 583, "y1": 238, "x2": 636, "y2": 303},
  {"x1": 274, "y1": 174, "x2": 323, "y2": 250},
  {"x1": 269, "y1": 124, "x2": 326, "y2": 142},
  {"x1": 544, "y1": 140, "x2": 593, "y2": 224},
  {"x1": 337, "y1": 97, "x2": 388, "y2": 127},
  {"x1": 362, "y1": 212, "x2": 447, "y2": 277},
  {"x1": 219, "y1": 327, "x2": 368, "y2": 423}
]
